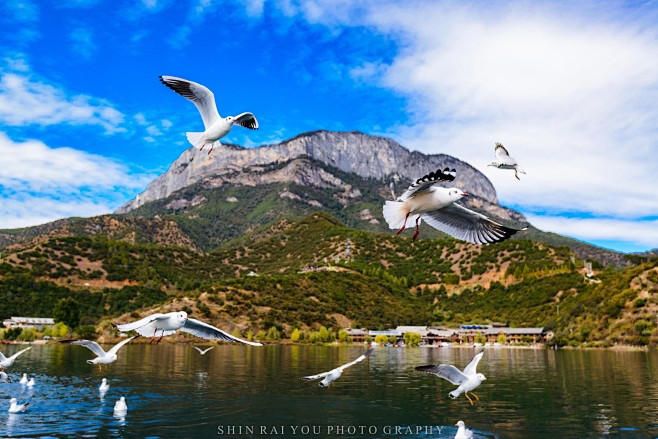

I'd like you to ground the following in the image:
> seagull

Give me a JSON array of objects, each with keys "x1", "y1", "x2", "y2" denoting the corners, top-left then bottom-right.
[
  {"x1": 159, "y1": 75, "x2": 258, "y2": 155},
  {"x1": 99, "y1": 378, "x2": 110, "y2": 393},
  {"x1": 8, "y1": 398, "x2": 29, "y2": 413},
  {"x1": 113, "y1": 311, "x2": 262, "y2": 346},
  {"x1": 70, "y1": 336, "x2": 138, "y2": 369},
  {"x1": 19, "y1": 374, "x2": 28, "y2": 385},
  {"x1": 382, "y1": 167, "x2": 526, "y2": 243},
  {"x1": 193, "y1": 346, "x2": 215, "y2": 355},
  {"x1": 0, "y1": 347, "x2": 31, "y2": 370},
  {"x1": 301, "y1": 348, "x2": 374, "y2": 387},
  {"x1": 26, "y1": 378, "x2": 35, "y2": 388},
  {"x1": 454, "y1": 420, "x2": 474, "y2": 439},
  {"x1": 0, "y1": 372, "x2": 11, "y2": 383},
  {"x1": 114, "y1": 396, "x2": 128, "y2": 414},
  {"x1": 416, "y1": 350, "x2": 486, "y2": 405},
  {"x1": 488, "y1": 143, "x2": 525, "y2": 180}
]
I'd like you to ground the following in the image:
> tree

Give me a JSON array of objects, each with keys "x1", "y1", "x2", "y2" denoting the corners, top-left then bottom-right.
[
  {"x1": 291, "y1": 328, "x2": 302, "y2": 342},
  {"x1": 475, "y1": 332, "x2": 487, "y2": 344},
  {"x1": 54, "y1": 298, "x2": 80, "y2": 329},
  {"x1": 266, "y1": 326, "x2": 281, "y2": 340},
  {"x1": 374, "y1": 334, "x2": 389, "y2": 344},
  {"x1": 497, "y1": 333, "x2": 507, "y2": 344},
  {"x1": 338, "y1": 329, "x2": 349, "y2": 342},
  {"x1": 404, "y1": 332, "x2": 422, "y2": 346}
]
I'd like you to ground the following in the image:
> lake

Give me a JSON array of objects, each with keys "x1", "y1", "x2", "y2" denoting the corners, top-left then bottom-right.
[{"x1": 1, "y1": 344, "x2": 657, "y2": 438}]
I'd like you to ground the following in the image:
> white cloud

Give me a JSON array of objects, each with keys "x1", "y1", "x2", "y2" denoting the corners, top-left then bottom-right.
[
  {"x1": 527, "y1": 214, "x2": 658, "y2": 250},
  {"x1": 0, "y1": 132, "x2": 151, "y2": 229},
  {"x1": 0, "y1": 68, "x2": 125, "y2": 133},
  {"x1": 2, "y1": 0, "x2": 39, "y2": 23},
  {"x1": 0, "y1": 132, "x2": 141, "y2": 192},
  {"x1": 278, "y1": 1, "x2": 658, "y2": 248}
]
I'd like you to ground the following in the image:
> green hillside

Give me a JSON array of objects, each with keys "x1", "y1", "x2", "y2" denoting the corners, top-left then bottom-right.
[{"x1": 2, "y1": 213, "x2": 656, "y2": 346}]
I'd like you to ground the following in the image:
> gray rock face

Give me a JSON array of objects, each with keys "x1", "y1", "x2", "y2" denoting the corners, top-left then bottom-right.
[{"x1": 116, "y1": 130, "x2": 498, "y2": 213}]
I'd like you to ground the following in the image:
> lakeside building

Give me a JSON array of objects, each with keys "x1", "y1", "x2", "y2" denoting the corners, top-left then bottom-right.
[
  {"x1": 345, "y1": 324, "x2": 553, "y2": 345},
  {"x1": 3, "y1": 317, "x2": 55, "y2": 330}
]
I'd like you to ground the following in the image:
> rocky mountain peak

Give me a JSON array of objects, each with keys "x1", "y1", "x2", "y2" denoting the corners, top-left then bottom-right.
[{"x1": 116, "y1": 130, "x2": 498, "y2": 213}]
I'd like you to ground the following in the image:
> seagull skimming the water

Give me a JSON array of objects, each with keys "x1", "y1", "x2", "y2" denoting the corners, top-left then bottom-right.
[
  {"x1": 159, "y1": 75, "x2": 258, "y2": 155},
  {"x1": 382, "y1": 167, "x2": 526, "y2": 243},
  {"x1": 415, "y1": 350, "x2": 487, "y2": 405},
  {"x1": 488, "y1": 143, "x2": 525, "y2": 180},
  {"x1": 0, "y1": 347, "x2": 31, "y2": 371},
  {"x1": 193, "y1": 346, "x2": 215, "y2": 355},
  {"x1": 302, "y1": 348, "x2": 374, "y2": 387},
  {"x1": 114, "y1": 311, "x2": 262, "y2": 346},
  {"x1": 70, "y1": 336, "x2": 138, "y2": 369}
]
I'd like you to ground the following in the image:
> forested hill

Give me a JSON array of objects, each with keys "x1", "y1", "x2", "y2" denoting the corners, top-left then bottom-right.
[{"x1": 1, "y1": 213, "x2": 657, "y2": 346}]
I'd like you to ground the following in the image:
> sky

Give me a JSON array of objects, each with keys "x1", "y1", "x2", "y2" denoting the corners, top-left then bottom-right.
[{"x1": 0, "y1": 0, "x2": 657, "y2": 253}]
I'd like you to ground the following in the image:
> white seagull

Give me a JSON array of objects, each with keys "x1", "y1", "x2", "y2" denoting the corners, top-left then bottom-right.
[
  {"x1": 302, "y1": 348, "x2": 374, "y2": 387},
  {"x1": 193, "y1": 346, "x2": 215, "y2": 355},
  {"x1": 8, "y1": 398, "x2": 29, "y2": 413},
  {"x1": 454, "y1": 420, "x2": 474, "y2": 439},
  {"x1": 26, "y1": 378, "x2": 35, "y2": 388},
  {"x1": 415, "y1": 350, "x2": 487, "y2": 405},
  {"x1": 0, "y1": 372, "x2": 11, "y2": 383},
  {"x1": 114, "y1": 311, "x2": 262, "y2": 346},
  {"x1": 488, "y1": 143, "x2": 525, "y2": 180},
  {"x1": 114, "y1": 396, "x2": 128, "y2": 414},
  {"x1": 159, "y1": 75, "x2": 258, "y2": 155},
  {"x1": 71, "y1": 336, "x2": 138, "y2": 369},
  {"x1": 0, "y1": 347, "x2": 31, "y2": 370},
  {"x1": 99, "y1": 378, "x2": 110, "y2": 393},
  {"x1": 19, "y1": 374, "x2": 28, "y2": 385},
  {"x1": 382, "y1": 167, "x2": 526, "y2": 244}
]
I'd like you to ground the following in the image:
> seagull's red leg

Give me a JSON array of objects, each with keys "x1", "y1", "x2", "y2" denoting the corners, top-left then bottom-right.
[
  {"x1": 397, "y1": 212, "x2": 411, "y2": 235},
  {"x1": 207, "y1": 143, "x2": 214, "y2": 155},
  {"x1": 412, "y1": 216, "x2": 421, "y2": 241},
  {"x1": 149, "y1": 327, "x2": 157, "y2": 344},
  {"x1": 156, "y1": 330, "x2": 164, "y2": 344},
  {"x1": 199, "y1": 142, "x2": 206, "y2": 151}
]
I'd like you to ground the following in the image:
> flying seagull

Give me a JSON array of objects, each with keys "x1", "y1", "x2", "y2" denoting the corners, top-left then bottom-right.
[
  {"x1": 70, "y1": 336, "x2": 138, "y2": 369},
  {"x1": 193, "y1": 346, "x2": 215, "y2": 355},
  {"x1": 302, "y1": 348, "x2": 374, "y2": 387},
  {"x1": 0, "y1": 347, "x2": 31, "y2": 371},
  {"x1": 114, "y1": 311, "x2": 262, "y2": 346},
  {"x1": 488, "y1": 143, "x2": 526, "y2": 180},
  {"x1": 454, "y1": 420, "x2": 474, "y2": 439},
  {"x1": 382, "y1": 167, "x2": 526, "y2": 243},
  {"x1": 415, "y1": 350, "x2": 487, "y2": 405},
  {"x1": 159, "y1": 75, "x2": 258, "y2": 155},
  {"x1": 0, "y1": 372, "x2": 11, "y2": 383},
  {"x1": 8, "y1": 398, "x2": 29, "y2": 413}
]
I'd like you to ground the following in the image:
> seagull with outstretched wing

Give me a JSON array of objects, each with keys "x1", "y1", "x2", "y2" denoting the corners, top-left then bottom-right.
[
  {"x1": 415, "y1": 350, "x2": 487, "y2": 405},
  {"x1": 193, "y1": 346, "x2": 215, "y2": 355},
  {"x1": 488, "y1": 143, "x2": 526, "y2": 180},
  {"x1": 70, "y1": 336, "x2": 138, "y2": 369},
  {"x1": 159, "y1": 75, "x2": 258, "y2": 155},
  {"x1": 114, "y1": 311, "x2": 262, "y2": 346},
  {"x1": 302, "y1": 348, "x2": 374, "y2": 387},
  {"x1": 0, "y1": 347, "x2": 31, "y2": 371},
  {"x1": 382, "y1": 167, "x2": 526, "y2": 243}
]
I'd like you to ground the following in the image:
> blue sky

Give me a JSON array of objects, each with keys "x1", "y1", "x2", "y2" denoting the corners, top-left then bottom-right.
[{"x1": 1, "y1": 1, "x2": 657, "y2": 253}]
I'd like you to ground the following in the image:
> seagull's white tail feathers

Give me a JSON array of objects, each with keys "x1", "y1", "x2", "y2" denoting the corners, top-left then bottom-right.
[
  {"x1": 382, "y1": 201, "x2": 411, "y2": 229},
  {"x1": 186, "y1": 132, "x2": 205, "y2": 149},
  {"x1": 449, "y1": 389, "x2": 460, "y2": 399}
]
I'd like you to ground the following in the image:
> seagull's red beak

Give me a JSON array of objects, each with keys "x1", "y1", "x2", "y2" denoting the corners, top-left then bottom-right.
[{"x1": 461, "y1": 193, "x2": 469, "y2": 197}]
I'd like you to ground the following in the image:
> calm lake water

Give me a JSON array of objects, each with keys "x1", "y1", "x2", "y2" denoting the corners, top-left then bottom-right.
[{"x1": 1, "y1": 344, "x2": 657, "y2": 438}]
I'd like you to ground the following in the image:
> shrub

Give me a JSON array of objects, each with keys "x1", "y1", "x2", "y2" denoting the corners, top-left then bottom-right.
[
  {"x1": 374, "y1": 334, "x2": 389, "y2": 344},
  {"x1": 17, "y1": 328, "x2": 36, "y2": 342},
  {"x1": 403, "y1": 332, "x2": 421, "y2": 346},
  {"x1": 75, "y1": 325, "x2": 97, "y2": 339}
]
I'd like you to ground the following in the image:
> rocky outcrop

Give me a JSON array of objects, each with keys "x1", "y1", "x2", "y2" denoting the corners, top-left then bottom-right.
[{"x1": 116, "y1": 131, "x2": 498, "y2": 213}]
